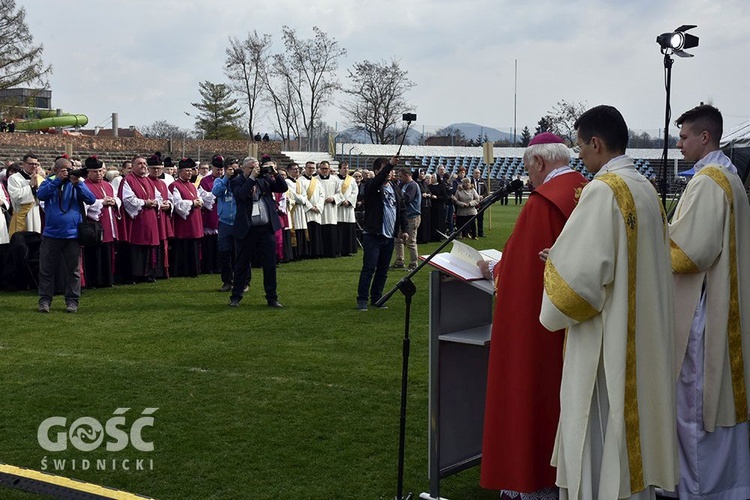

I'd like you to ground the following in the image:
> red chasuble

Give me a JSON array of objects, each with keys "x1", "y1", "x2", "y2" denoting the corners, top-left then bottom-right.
[
  {"x1": 119, "y1": 173, "x2": 159, "y2": 246},
  {"x1": 169, "y1": 179, "x2": 203, "y2": 239},
  {"x1": 480, "y1": 171, "x2": 587, "y2": 493},
  {"x1": 84, "y1": 179, "x2": 117, "y2": 243}
]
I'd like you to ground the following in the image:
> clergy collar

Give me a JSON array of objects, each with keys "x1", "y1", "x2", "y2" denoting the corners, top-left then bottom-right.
[{"x1": 318, "y1": 174, "x2": 330, "y2": 180}]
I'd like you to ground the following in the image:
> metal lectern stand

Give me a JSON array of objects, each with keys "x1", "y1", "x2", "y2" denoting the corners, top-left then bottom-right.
[{"x1": 419, "y1": 271, "x2": 494, "y2": 500}]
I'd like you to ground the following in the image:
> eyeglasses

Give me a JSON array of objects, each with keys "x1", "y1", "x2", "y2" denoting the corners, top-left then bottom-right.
[
  {"x1": 25, "y1": 161, "x2": 40, "y2": 167},
  {"x1": 573, "y1": 139, "x2": 591, "y2": 154}
]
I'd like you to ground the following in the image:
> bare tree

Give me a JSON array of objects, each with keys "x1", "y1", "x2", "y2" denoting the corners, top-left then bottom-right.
[
  {"x1": 224, "y1": 31, "x2": 271, "y2": 138},
  {"x1": 543, "y1": 100, "x2": 588, "y2": 145},
  {"x1": 0, "y1": 0, "x2": 52, "y2": 90},
  {"x1": 266, "y1": 73, "x2": 300, "y2": 149},
  {"x1": 341, "y1": 59, "x2": 415, "y2": 144},
  {"x1": 140, "y1": 120, "x2": 193, "y2": 139},
  {"x1": 271, "y1": 26, "x2": 346, "y2": 151}
]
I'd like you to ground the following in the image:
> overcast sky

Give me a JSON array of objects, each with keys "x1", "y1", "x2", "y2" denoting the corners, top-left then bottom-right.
[{"x1": 20, "y1": 0, "x2": 750, "y2": 139}]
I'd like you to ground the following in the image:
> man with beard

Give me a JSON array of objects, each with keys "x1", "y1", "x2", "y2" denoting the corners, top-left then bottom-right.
[
  {"x1": 169, "y1": 158, "x2": 212, "y2": 277},
  {"x1": 82, "y1": 156, "x2": 120, "y2": 288},
  {"x1": 118, "y1": 155, "x2": 161, "y2": 283}
]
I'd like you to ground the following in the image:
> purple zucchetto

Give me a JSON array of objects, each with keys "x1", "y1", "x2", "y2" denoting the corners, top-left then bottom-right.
[{"x1": 528, "y1": 132, "x2": 565, "y2": 146}]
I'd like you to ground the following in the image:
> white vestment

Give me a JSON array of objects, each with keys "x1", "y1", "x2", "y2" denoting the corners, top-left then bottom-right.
[
  {"x1": 300, "y1": 175, "x2": 323, "y2": 225},
  {"x1": 287, "y1": 177, "x2": 308, "y2": 231},
  {"x1": 6, "y1": 172, "x2": 42, "y2": 234},
  {"x1": 540, "y1": 156, "x2": 679, "y2": 499},
  {"x1": 336, "y1": 175, "x2": 358, "y2": 224},
  {"x1": 0, "y1": 184, "x2": 9, "y2": 244},
  {"x1": 318, "y1": 175, "x2": 339, "y2": 226},
  {"x1": 668, "y1": 150, "x2": 750, "y2": 499}
]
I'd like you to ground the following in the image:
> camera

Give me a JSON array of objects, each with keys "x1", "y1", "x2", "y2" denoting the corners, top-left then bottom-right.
[
  {"x1": 260, "y1": 164, "x2": 276, "y2": 176},
  {"x1": 69, "y1": 168, "x2": 88, "y2": 178},
  {"x1": 402, "y1": 113, "x2": 417, "y2": 122}
]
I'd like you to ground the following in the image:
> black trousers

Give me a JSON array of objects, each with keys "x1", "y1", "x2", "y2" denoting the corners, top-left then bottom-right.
[{"x1": 230, "y1": 224, "x2": 277, "y2": 303}]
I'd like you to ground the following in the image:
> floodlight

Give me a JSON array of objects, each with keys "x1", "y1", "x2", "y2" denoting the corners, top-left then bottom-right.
[
  {"x1": 656, "y1": 25, "x2": 699, "y2": 57},
  {"x1": 655, "y1": 24, "x2": 698, "y2": 211}
]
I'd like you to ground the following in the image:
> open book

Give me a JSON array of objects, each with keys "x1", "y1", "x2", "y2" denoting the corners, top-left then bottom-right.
[{"x1": 420, "y1": 240, "x2": 502, "y2": 281}]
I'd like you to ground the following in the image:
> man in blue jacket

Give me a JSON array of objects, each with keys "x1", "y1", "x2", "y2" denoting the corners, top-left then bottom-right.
[
  {"x1": 228, "y1": 157, "x2": 288, "y2": 308},
  {"x1": 211, "y1": 157, "x2": 240, "y2": 292},
  {"x1": 37, "y1": 157, "x2": 96, "y2": 313}
]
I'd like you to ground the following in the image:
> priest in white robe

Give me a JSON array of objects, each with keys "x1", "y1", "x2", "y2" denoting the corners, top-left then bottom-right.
[
  {"x1": 335, "y1": 162, "x2": 358, "y2": 256},
  {"x1": 301, "y1": 161, "x2": 324, "y2": 258},
  {"x1": 317, "y1": 161, "x2": 340, "y2": 258},
  {"x1": 540, "y1": 105, "x2": 679, "y2": 500},
  {"x1": 667, "y1": 104, "x2": 750, "y2": 499}
]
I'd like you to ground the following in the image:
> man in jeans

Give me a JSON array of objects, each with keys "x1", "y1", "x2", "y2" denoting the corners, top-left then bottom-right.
[
  {"x1": 356, "y1": 158, "x2": 408, "y2": 311},
  {"x1": 391, "y1": 168, "x2": 421, "y2": 270},
  {"x1": 37, "y1": 158, "x2": 96, "y2": 313},
  {"x1": 228, "y1": 157, "x2": 288, "y2": 308}
]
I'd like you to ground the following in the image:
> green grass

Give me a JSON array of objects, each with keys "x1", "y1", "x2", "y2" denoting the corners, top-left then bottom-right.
[{"x1": 1, "y1": 204, "x2": 524, "y2": 499}]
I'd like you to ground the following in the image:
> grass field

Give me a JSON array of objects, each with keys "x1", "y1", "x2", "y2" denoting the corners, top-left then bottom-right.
[{"x1": 1, "y1": 203, "x2": 524, "y2": 500}]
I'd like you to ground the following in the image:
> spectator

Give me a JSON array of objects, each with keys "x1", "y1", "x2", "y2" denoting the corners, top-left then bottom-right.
[{"x1": 36, "y1": 158, "x2": 96, "y2": 313}]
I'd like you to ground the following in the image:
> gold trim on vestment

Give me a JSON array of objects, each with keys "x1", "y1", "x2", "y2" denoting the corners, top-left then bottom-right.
[
  {"x1": 543, "y1": 260, "x2": 598, "y2": 323},
  {"x1": 341, "y1": 175, "x2": 353, "y2": 194},
  {"x1": 598, "y1": 173, "x2": 644, "y2": 493},
  {"x1": 307, "y1": 177, "x2": 318, "y2": 200},
  {"x1": 697, "y1": 166, "x2": 747, "y2": 422},
  {"x1": 670, "y1": 239, "x2": 699, "y2": 273}
]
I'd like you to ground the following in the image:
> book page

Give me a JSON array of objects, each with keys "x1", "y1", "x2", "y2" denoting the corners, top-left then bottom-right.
[{"x1": 450, "y1": 240, "x2": 483, "y2": 266}]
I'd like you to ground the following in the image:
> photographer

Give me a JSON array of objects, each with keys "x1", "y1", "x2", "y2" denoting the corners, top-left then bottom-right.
[
  {"x1": 36, "y1": 157, "x2": 96, "y2": 313},
  {"x1": 228, "y1": 157, "x2": 288, "y2": 308}
]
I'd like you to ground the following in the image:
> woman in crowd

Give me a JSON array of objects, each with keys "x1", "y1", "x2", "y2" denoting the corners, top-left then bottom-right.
[{"x1": 452, "y1": 177, "x2": 480, "y2": 239}]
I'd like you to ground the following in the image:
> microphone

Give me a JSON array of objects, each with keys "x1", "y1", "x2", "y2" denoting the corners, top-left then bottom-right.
[{"x1": 484, "y1": 179, "x2": 524, "y2": 205}]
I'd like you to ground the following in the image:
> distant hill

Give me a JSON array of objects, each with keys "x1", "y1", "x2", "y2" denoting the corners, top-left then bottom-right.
[
  {"x1": 338, "y1": 122, "x2": 514, "y2": 144},
  {"x1": 448, "y1": 122, "x2": 514, "y2": 143}
]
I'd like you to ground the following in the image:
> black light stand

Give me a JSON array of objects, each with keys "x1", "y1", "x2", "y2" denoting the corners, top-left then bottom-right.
[
  {"x1": 656, "y1": 24, "x2": 699, "y2": 212},
  {"x1": 660, "y1": 50, "x2": 673, "y2": 211},
  {"x1": 377, "y1": 178, "x2": 521, "y2": 500}
]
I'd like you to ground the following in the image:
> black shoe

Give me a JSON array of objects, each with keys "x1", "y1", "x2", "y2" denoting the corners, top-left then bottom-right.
[
  {"x1": 267, "y1": 300, "x2": 283, "y2": 308},
  {"x1": 218, "y1": 283, "x2": 232, "y2": 292},
  {"x1": 229, "y1": 299, "x2": 240, "y2": 307}
]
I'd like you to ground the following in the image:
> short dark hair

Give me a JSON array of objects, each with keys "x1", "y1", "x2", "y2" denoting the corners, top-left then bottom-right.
[
  {"x1": 676, "y1": 104, "x2": 723, "y2": 143},
  {"x1": 22, "y1": 153, "x2": 37, "y2": 162},
  {"x1": 372, "y1": 157, "x2": 389, "y2": 172},
  {"x1": 574, "y1": 105, "x2": 629, "y2": 153}
]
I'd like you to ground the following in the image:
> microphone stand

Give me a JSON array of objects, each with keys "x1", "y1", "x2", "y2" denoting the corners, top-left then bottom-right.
[{"x1": 376, "y1": 184, "x2": 511, "y2": 500}]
